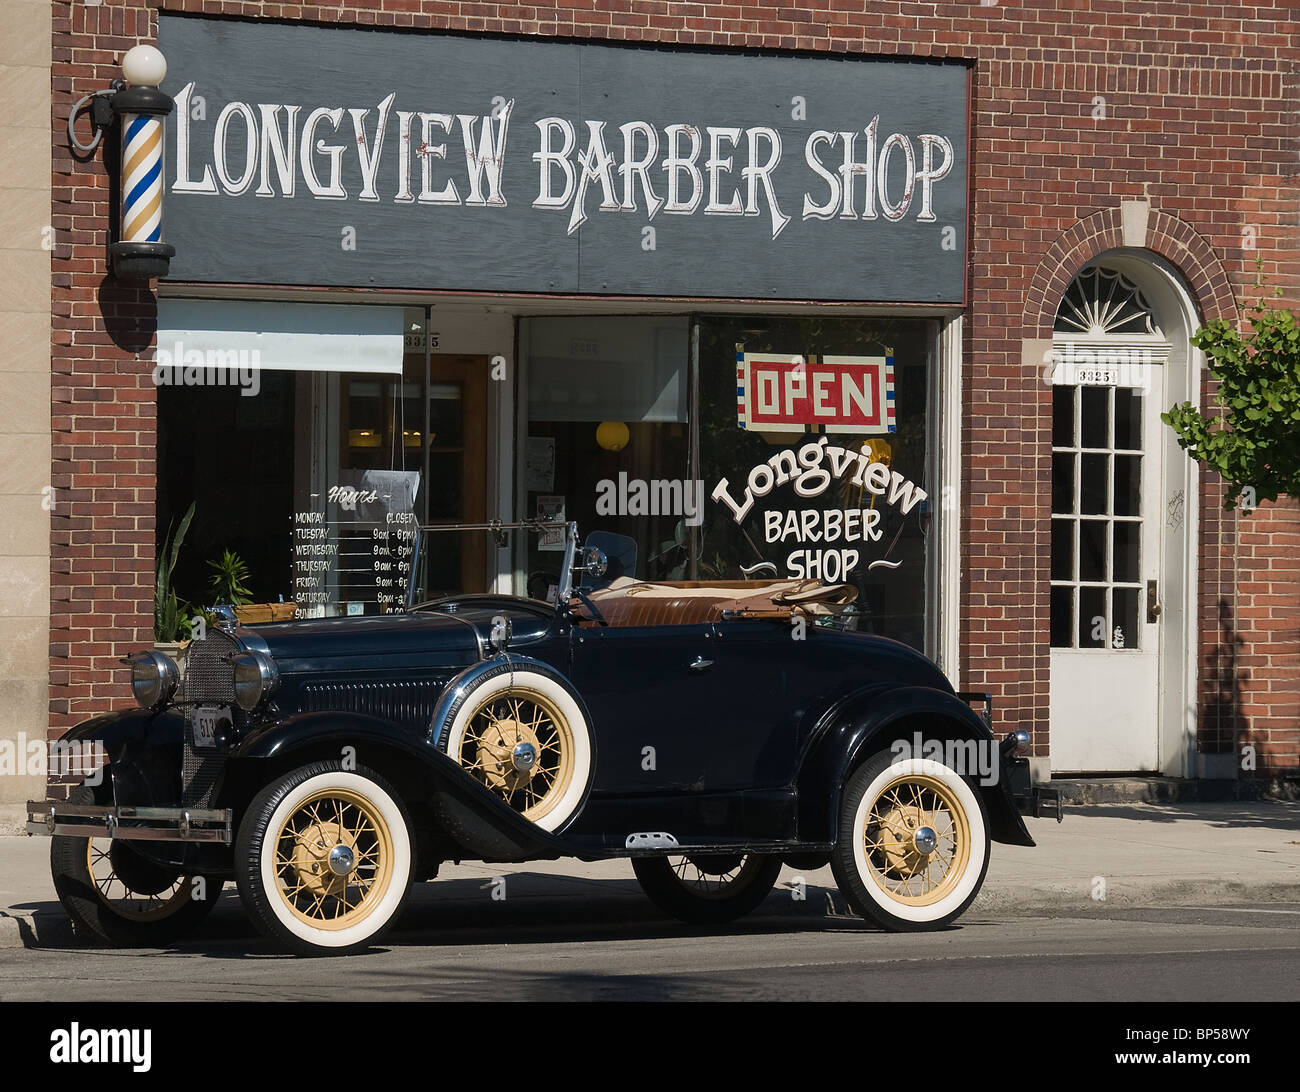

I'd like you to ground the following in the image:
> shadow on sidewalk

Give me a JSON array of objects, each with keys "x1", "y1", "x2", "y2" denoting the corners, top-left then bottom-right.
[{"x1": 1061, "y1": 802, "x2": 1300, "y2": 829}]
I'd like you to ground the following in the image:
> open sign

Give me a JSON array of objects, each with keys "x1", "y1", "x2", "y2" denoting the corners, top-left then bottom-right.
[{"x1": 736, "y1": 353, "x2": 896, "y2": 434}]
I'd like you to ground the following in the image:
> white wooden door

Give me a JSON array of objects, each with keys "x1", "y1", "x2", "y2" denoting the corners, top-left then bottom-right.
[{"x1": 1049, "y1": 367, "x2": 1165, "y2": 772}]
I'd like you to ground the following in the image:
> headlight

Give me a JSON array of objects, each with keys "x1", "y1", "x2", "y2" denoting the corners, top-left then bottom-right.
[
  {"x1": 232, "y1": 650, "x2": 280, "y2": 712},
  {"x1": 127, "y1": 650, "x2": 179, "y2": 708}
]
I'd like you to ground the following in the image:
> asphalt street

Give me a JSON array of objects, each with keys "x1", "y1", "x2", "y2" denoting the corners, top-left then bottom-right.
[
  {"x1": 2, "y1": 802, "x2": 1298, "y2": 1002},
  {"x1": 2, "y1": 866, "x2": 1299, "y2": 1002}
]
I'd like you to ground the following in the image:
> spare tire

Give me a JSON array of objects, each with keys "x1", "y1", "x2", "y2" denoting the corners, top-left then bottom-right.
[{"x1": 435, "y1": 659, "x2": 594, "y2": 833}]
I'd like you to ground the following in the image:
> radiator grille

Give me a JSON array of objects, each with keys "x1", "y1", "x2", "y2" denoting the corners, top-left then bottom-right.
[
  {"x1": 181, "y1": 746, "x2": 225, "y2": 808},
  {"x1": 180, "y1": 629, "x2": 239, "y2": 706},
  {"x1": 178, "y1": 630, "x2": 240, "y2": 807}
]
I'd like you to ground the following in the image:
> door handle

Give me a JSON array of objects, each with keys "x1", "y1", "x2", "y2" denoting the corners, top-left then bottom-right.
[
  {"x1": 688, "y1": 656, "x2": 714, "y2": 673},
  {"x1": 1146, "y1": 579, "x2": 1161, "y2": 623}
]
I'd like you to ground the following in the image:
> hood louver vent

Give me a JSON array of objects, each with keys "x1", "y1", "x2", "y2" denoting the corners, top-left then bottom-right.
[{"x1": 301, "y1": 679, "x2": 443, "y2": 730}]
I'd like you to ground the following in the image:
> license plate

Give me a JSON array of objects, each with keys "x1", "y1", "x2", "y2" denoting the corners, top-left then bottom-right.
[{"x1": 190, "y1": 706, "x2": 229, "y2": 749}]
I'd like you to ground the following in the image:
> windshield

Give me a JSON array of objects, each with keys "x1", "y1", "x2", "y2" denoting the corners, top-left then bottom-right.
[
  {"x1": 405, "y1": 521, "x2": 578, "y2": 610},
  {"x1": 577, "y1": 531, "x2": 638, "y2": 592}
]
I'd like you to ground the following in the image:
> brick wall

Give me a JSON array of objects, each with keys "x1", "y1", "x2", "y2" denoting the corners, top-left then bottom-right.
[{"x1": 50, "y1": 1, "x2": 1300, "y2": 775}]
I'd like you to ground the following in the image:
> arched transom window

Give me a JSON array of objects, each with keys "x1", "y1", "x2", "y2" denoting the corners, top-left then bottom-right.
[{"x1": 1054, "y1": 266, "x2": 1163, "y2": 337}]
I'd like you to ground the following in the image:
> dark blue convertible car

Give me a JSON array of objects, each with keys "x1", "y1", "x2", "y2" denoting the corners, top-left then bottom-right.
[{"x1": 29, "y1": 522, "x2": 1051, "y2": 954}]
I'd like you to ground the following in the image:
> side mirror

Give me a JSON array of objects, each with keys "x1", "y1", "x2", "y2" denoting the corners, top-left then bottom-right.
[{"x1": 581, "y1": 546, "x2": 608, "y2": 579}]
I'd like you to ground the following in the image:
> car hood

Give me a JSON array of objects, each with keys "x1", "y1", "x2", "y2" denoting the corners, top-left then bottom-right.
[{"x1": 244, "y1": 610, "x2": 485, "y2": 673}]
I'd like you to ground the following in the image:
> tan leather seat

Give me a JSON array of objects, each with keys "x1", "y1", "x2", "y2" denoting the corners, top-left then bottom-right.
[{"x1": 578, "y1": 578, "x2": 856, "y2": 628}]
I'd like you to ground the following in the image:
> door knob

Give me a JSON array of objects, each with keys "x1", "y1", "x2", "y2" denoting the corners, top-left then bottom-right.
[{"x1": 1146, "y1": 579, "x2": 1161, "y2": 623}]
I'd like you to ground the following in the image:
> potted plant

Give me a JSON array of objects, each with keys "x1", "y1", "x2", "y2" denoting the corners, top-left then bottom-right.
[
  {"x1": 154, "y1": 501, "x2": 196, "y2": 673},
  {"x1": 206, "y1": 548, "x2": 297, "y2": 624},
  {"x1": 206, "y1": 548, "x2": 253, "y2": 608}
]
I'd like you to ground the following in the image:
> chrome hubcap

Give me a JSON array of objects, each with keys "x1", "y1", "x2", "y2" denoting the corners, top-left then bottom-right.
[
  {"x1": 327, "y1": 844, "x2": 356, "y2": 877},
  {"x1": 511, "y1": 741, "x2": 538, "y2": 772}
]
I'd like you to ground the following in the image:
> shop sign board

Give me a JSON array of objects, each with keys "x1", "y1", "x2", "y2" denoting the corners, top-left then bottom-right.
[
  {"x1": 736, "y1": 352, "x2": 895, "y2": 433},
  {"x1": 158, "y1": 17, "x2": 968, "y2": 303},
  {"x1": 711, "y1": 436, "x2": 927, "y2": 580}
]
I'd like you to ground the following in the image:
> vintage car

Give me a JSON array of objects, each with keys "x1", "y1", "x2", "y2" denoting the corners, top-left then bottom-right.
[{"x1": 28, "y1": 521, "x2": 1057, "y2": 955}]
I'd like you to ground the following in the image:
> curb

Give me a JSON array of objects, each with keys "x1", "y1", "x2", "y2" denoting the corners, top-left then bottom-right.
[
  {"x1": 1051, "y1": 777, "x2": 1300, "y2": 805},
  {"x1": 972, "y1": 879, "x2": 1300, "y2": 914},
  {"x1": 0, "y1": 911, "x2": 76, "y2": 951}
]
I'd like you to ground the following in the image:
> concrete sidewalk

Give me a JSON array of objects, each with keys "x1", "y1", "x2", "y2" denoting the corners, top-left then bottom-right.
[{"x1": 2, "y1": 801, "x2": 1298, "y2": 949}]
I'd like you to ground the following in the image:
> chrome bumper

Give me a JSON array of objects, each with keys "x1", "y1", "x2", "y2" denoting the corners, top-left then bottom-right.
[{"x1": 25, "y1": 799, "x2": 233, "y2": 844}]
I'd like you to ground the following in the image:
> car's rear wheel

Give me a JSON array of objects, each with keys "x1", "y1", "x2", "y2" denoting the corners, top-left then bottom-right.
[
  {"x1": 632, "y1": 853, "x2": 782, "y2": 924},
  {"x1": 50, "y1": 786, "x2": 222, "y2": 946},
  {"x1": 831, "y1": 750, "x2": 989, "y2": 931},
  {"x1": 235, "y1": 762, "x2": 413, "y2": 956},
  {"x1": 439, "y1": 665, "x2": 593, "y2": 832}
]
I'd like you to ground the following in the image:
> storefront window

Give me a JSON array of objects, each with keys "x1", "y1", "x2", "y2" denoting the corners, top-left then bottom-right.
[
  {"x1": 157, "y1": 371, "x2": 296, "y2": 610},
  {"x1": 518, "y1": 316, "x2": 691, "y2": 595},
  {"x1": 695, "y1": 316, "x2": 935, "y2": 651},
  {"x1": 516, "y1": 312, "x2": 938, "y2": 650},
  {"x1": 306, "y1": 345, "x2": 491, "y2": 613},
  {"x1": 160, "y1": 304, "x2": 938, "y2": 644}
]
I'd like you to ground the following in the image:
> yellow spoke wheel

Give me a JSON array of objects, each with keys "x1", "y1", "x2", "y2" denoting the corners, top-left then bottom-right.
[
  {"x1": 271, "y1": 787, "x2": 396, "y2": 931},
  {"x1": 440, "y1": 665, "x2": 594, "y2": 833},
  {"x1": 631, "y1": 854, "x2": 783, "y2": 924},
  {"x1": 85, "y1": 839, "x2": 197, "y2": 921},
  {"x1": 832, "y1": 751, "x2": 989, "y2": 931},
  {"x1": 458, "y1": 687, "x2": 575, "y2": 823},
  {"x1": 862, "y1": 774, "x2": 970, "y2": 907},
  {"x1": 236, "y1": 763, "x2": 414, "y2": 955},
  {"x1": 50, "y1": 785, "x2": 222, "y2": 947}
]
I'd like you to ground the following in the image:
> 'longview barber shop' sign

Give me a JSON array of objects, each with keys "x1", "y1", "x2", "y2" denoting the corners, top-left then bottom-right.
[{"x1": 158, "y1": 17, "x2": 968, "y2": 302}]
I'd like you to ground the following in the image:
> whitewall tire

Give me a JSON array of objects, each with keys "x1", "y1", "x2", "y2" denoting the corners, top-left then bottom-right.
[
  {"x1": 235, "y1": 762, "x2": 413, "y2": 955},
  {"x1": 831, "y1": 750, "x2": 989, "y2": 931},
  {"x1": 439, "y1": 665, "x2": 593, "y2": 833}
]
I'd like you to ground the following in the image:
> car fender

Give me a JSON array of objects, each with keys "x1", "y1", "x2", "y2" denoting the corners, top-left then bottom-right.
[
  {"x1": 227, "y1": 710, "x2": 571, "y2": 861},
  {"x1": 427, "y1": 654, "x2": 598, "y2": 833},
  {"x1": 54, "y1": 708, "x2": 185, "y2": 807},
  {"x1": 427, "y1": 653, "x2": 594, "y2": 750},
  {"x1": 795, "y1": 686, "x2": 1034, "y2": 847},
  {"x1": 56, "y1": 707, "x2": 182, "y2": 754}
]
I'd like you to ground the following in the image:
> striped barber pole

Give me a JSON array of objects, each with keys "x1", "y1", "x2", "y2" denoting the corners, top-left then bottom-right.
[
  {"x1": 121, "y1": 113, "x2": 163, "y2": 243},
  {"x1": 735, "y1": 344, "x2": 748, "y2": 429}
]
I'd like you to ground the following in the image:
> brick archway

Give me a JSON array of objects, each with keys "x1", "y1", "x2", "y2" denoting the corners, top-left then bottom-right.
[{"x1": 1022, "y1": 206, "x2": 1236, "y2": 337}]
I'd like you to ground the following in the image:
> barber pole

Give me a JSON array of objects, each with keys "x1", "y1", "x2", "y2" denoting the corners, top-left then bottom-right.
[
  {"x1": 121, "y1": 113, "x2": 164, "y2": 244},
  {"x1": 107, "y1": 44, "x2": 176, "y2": 279}
]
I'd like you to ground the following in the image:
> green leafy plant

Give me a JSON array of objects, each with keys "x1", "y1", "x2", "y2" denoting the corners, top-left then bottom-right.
[
  {"x1": 155, "y1": 501, "x2": 196, "y2": 643},
  {"x1": 179, "y1": 601, "x2": 220, "y2": 638},
  {"x1": 207, "y1": 549, "x2": 253, "y2": 606},
  {"x1": 1163, "y1": 272, "x2": 1300, "y2": 512}
]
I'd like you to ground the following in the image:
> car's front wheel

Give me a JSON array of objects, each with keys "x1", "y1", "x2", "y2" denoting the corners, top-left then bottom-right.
[
  {"x1": 50, "y1": 786, "x2": 222, "y2": 946},
  {"x1": 632, "y1": 853, "x2": 783, "y2": 924},
  {"x1": 234, "y1": 762, "x2": 414, "y2": 956},
  {"x1": 831, "y1": 750, "x2": 989, "y2": 931}
]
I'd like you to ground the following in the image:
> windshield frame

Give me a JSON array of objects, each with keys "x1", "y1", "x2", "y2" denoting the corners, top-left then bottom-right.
[{"x1": 403, "y1": 520, "x2": 578, "y2": 612}]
